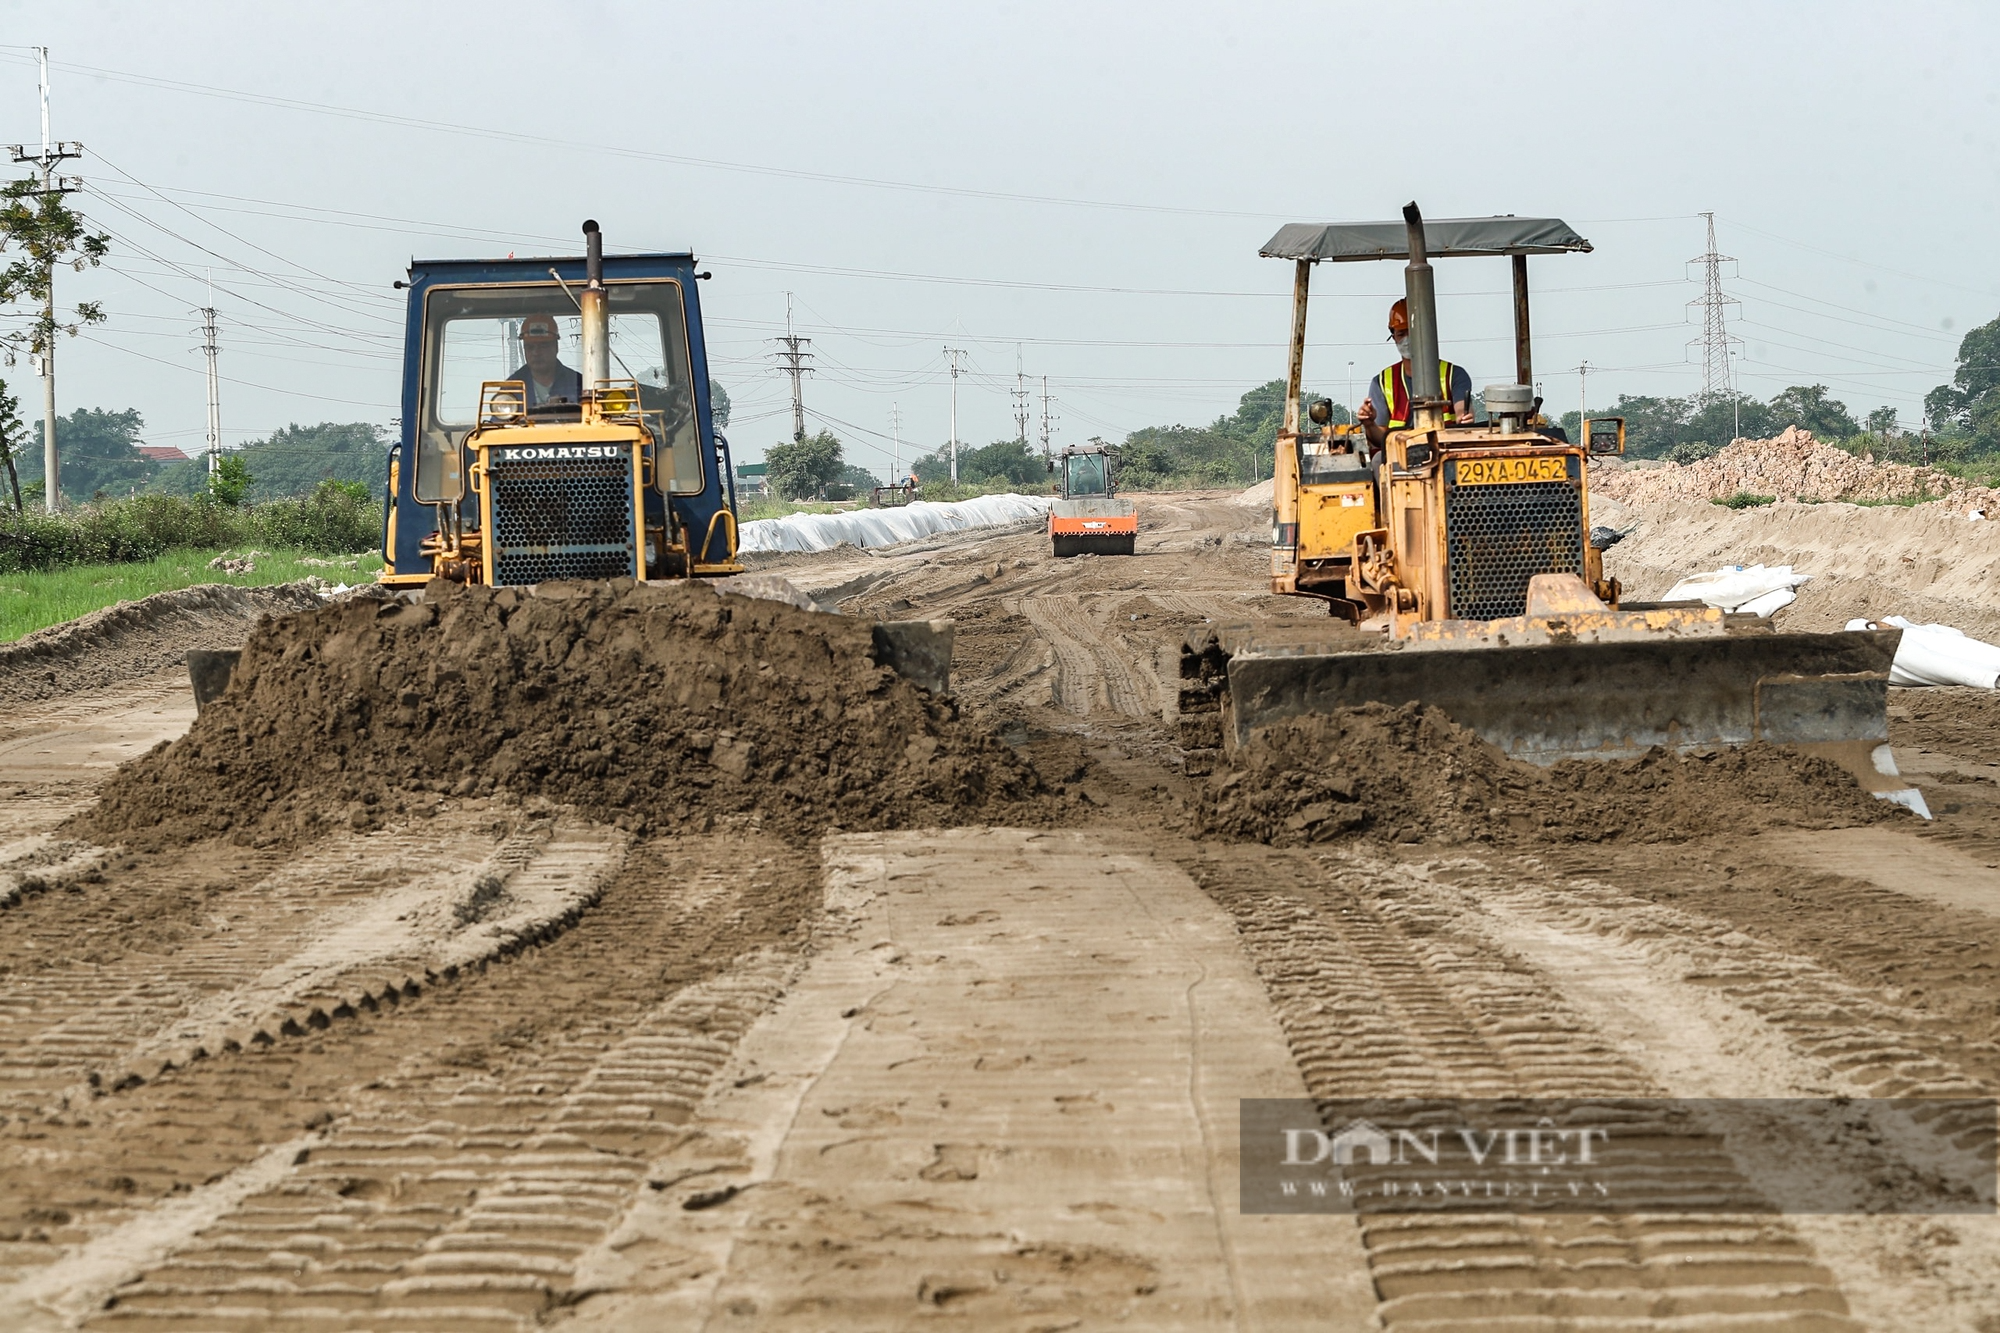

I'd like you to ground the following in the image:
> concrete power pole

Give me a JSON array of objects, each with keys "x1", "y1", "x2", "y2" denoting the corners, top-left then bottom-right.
[
  {"x1": 943, "y1": 346, "x2": 966, "y2": 484},
  {"x1": 8, "y1": 48, "x2": 84, "y2": 511},
  {"x1": 1577, "y1": 361, "x2": 1591, "y2": 424},
  {"x1": 889, "y1": 403, "x2": 902, "y2": 485},
  {"x1": 1689, "y1": 212, "x2": 1740, "y2": 405},
  {"x1": 1011, "y1": 347, "x2": 1029, "y2": 446},
  {"x1": 1039, "y1": 375, "x2": 1055, "y2": 458},
  {"x1": 200, "y1": 304, "x2": 221, "y2": 476},
  {"x1": 775, "y1": 293, "x2": 813, "y2": 442}
]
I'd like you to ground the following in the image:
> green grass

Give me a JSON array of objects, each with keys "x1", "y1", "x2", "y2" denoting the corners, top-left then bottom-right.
[
  {"x1": 0, "y1": 548, "x2": 383, "y2": 644},
  {"x1": 1845, "y1": 492, "x2": 1942, "y2": 508},
  {"x1": 1712, "y1": 491, "x2": 1777, "y2": 509}
]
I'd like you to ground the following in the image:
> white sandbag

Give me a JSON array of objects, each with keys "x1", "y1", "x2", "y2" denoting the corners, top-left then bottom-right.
[
  {"x1": 1661, "y1": 563, "x2": 1811, "y2": 613},
  {"x1": 1844, "y1": 616, "x2": 2000, "y2": 689},
  {"x1": 739, "y1": 493, "x2": 1052, "y2": 554},
  {"x1": 1734, "y1": 586, "x2": 1798, "y2": 618}
]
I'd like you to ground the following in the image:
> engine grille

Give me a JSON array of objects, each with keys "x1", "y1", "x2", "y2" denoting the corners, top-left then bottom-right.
[
  {"x1": 486, "y1": 450, "x2": 636, "y2": 585},
  {"x1": 1443, "y1": 467, "x2": 1584, "y2": 620}
]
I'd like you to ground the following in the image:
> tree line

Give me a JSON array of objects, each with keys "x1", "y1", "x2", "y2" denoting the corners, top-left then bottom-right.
[{"x1": 0, "y1": 383, "x2": 390, "y2": 512}]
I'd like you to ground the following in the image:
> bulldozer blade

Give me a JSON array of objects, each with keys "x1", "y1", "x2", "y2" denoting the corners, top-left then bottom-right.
[
  {"x1": 1219, "y1": 626, "x2": 1905, "y2": 769},
  {"x1": 188, "y1": 649, "x2": 243, "y2": 713}
]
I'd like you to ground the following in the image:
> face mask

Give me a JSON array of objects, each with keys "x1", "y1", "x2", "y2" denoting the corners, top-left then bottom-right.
[{"x1": 1393, "y1": 335, "x2": 1411, "y2": 360}]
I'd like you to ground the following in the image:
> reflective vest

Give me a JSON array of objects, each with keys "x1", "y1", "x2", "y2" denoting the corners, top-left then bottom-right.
[{"x1": 1379, "y1": 360, "x2": 1458, "y2": 429}]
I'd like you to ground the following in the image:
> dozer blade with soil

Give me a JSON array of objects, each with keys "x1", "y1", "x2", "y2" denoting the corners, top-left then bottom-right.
[{"x1": 1177, "y1": 614, "x2": 1924, "y2": 813}]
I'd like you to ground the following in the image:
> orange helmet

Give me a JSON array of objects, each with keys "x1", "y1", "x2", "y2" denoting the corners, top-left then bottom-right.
[
  {"x1": 519, "y1": 314, "x2": 560, "y2": 343},
  {"x1": 1388, "y1": 299, "x2": 1409, "y2": 336}
]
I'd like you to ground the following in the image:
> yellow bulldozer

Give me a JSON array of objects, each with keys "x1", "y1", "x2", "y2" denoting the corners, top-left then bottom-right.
[{"x1": 1178, "y1": 203, "x2": 1924, "y2": 813}]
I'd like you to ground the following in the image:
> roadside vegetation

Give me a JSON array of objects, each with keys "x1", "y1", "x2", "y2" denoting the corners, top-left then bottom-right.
[
  {"x1": 0, "y1": 480, "x2": 379, "y2": 575},
  {"x1": 1, "y1": 548, "x2": 382, "y2": 643}
]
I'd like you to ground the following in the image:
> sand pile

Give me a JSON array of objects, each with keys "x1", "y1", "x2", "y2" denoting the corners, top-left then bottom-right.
[
  {"x1": 1189, "y1": 702, "x2": 1892, "y2": 849},
  {"x1": 1594, "y1": 427, "x2": 1997, "y2": 513},
  {"x1": 75, "y1": 580, "x2": 1050, "y2": 849}
]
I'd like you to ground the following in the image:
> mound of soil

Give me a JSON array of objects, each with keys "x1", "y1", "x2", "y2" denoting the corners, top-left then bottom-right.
[
  {"x1": 74, "y1": 580, "x2": 1052, "y2": 849},
  {"x1": 0, "y1": 582, "x2": 326, "y2": 704},
  {"x1": 1189, "y1": 702, "x2": 1894, "y2": 849},
  {"x1": 1595, "y1": 426, "x2": 1996, "y2": 514}
]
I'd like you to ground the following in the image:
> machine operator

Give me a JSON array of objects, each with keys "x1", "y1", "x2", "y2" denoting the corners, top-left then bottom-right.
[
  {"x1": 1356, "y1": 298, "x2": 1473, "y2": 453},
  {"x1": 510, "y1": 314, "x2": 584, "y2": 406}
]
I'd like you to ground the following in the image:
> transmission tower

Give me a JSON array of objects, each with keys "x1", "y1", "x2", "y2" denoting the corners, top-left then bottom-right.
[
  {"x1": 7, "y1": 47, "x2": 84, "y2": 512},
  {"x1": 1011, "y1": 347, "x2": 1030, "y2": 446},
  {"x1": 1689, "y1": 212, "x2": 1740, "y2": 404},
  {"x1": 774, "y1": 293, "x2": 813, "y2": 441}
]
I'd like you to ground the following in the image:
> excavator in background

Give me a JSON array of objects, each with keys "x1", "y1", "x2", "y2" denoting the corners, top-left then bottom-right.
[
  {"x1": 1048, "y1": 441, "x2": 1138, "y2": 557},
  {"x1": 377, "y1": 221, "x2": 742, "y2": 588},
  {"x1": 1178, "y1": 204, "x2": 1924, "y2": 814}
]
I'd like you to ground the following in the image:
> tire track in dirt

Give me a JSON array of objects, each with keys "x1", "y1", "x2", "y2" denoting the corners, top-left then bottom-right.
[
  {"x1": 0, "y1": 833, "x2": 819, "y2": 1314},
  {"x1": 1181, "y1": 843, "x2": 1861, "y2": 1331},
  {"x1": 1017, "y1": 595, "x2": 1152, "y2": 719}
]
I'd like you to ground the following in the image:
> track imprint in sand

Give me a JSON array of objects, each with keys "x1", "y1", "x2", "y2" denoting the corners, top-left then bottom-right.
[{"x1": 1182, "y1": 843, "x2": 1863, "y2": 1330}]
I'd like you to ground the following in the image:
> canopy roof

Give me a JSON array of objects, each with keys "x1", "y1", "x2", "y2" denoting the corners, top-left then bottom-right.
[{"x1": 1261, "y1": 216, "x2": 1591, "y2": 263}]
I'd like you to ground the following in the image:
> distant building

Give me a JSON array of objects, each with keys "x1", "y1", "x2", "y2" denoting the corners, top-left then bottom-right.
[
  {"x1": 138, "y1": 445, "x2": 190, "y2": 464},
  {"x1": 734, "y1": 462, "x2": 769, "y2": 496}
]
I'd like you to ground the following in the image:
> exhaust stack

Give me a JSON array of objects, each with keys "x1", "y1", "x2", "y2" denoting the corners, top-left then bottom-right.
[
  {"x1": 580, "y1": 219, "x2": 609, "y2": 391},
  {"x1": 1401, "y1": 202, "x2": 1443, "y2": 427}
]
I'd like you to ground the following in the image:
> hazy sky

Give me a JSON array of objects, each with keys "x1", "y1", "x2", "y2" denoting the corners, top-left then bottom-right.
[{"x1": 3, "y1": 0, "x2": 1995, "y2": 475}]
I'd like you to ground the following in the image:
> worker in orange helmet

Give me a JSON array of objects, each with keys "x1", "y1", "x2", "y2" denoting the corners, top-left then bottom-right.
[
  {"x1": 509, "y1": 314, "x2": 583, "y2": 407},
  {"x1": 1356, "y1": 298, "x2": 1472, "y2": 452}
]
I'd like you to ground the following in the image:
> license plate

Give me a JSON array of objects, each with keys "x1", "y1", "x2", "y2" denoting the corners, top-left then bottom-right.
[{"x1": 1455, "y1": 455, "x2": 1570, "y2": 486}]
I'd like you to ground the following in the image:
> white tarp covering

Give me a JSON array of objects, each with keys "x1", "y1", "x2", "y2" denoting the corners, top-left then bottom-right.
[
  {"x1": 1662, "y1": 563, "x2": 1811, "y2": 617},
  {"x1": 738, "y1": 493, "x2": 1051, "y2": 554},
  {"x1": 1844, "y1": 616, "x2": 2000, "y2": 689}
]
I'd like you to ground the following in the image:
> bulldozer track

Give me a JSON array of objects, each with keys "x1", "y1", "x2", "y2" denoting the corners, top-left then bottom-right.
[
  {"x1": 1182, "y1": 844, "x2": 1863, "y2": 1331},
  {"x1": 0, "y1": 814, "x2": 518, "y2": 1118},
  {"x1": 0, "y1": 832, "x2": 818, "y2": 1316},
  {"x1": 73, "y1": 952, "x2": 793, "y2": 1331}
]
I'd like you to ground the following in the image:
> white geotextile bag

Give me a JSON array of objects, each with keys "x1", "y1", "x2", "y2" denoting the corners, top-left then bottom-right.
[
  {"x1": 1844, "y1": 616, "x2": 2000, "y2": 689},
  {"x1": 738, "y1": 493, "x2": 1051, "y2": 554},
  {"x1": 1662, "y1": 564, "x2": 1811, "y2": 615}
]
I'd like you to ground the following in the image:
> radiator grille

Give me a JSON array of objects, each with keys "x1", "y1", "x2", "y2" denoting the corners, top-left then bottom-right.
[
  {"x1": 487, "y1": 451, "x2": 635, "y2": 585},
  {"x1": 1444, "y1": 466, "x2": 1584, "y2": 620}
]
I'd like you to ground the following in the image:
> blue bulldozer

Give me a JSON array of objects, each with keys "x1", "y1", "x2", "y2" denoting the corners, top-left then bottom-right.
[{"x1": 378, "y1": 221, "x2": 742, "y2": 588}]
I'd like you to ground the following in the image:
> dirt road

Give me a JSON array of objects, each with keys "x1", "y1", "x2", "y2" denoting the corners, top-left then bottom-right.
[{"x1": 4, "y1": 491, "x2": 2000, "y2": 1329}]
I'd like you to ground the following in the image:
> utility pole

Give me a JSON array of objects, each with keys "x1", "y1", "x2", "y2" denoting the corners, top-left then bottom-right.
[
  {"x1": 943, "y1": 346, "x2": 966, "y2": 484},
  {"x1": 1577, "y1": 361, "x2": 1590, "y2": 424},
  {"x1": 8, "y1": 48, "x2": 85, "y2": 512},
  {"x1": 1039, "y1": 375, "x2": 1055, "y2": 457},
  {"x1": 1689, "y1": 211, "x2": 1740, "y2": 406},
  {"x1": 1346, "y1": 361, "x2": 1355, "y2": 420},
  {"x1": 199, "y1": 302, "x2": 221, "y2": 476},
  {"x1": 1011, "y1": 347, "x2": 1030, "y2": 446},
  {"x1": 775, "y1": 293, "x2": 812, "y2": 442},
  {"x1": 889, "y1": 403, "x2": 902, "y2": 485}
]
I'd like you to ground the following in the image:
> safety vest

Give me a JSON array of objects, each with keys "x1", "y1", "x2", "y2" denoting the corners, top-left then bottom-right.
[{"x1": 1379, "y1": 360, "x2": 1458, "y2": 429}]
